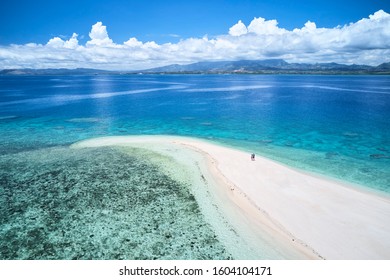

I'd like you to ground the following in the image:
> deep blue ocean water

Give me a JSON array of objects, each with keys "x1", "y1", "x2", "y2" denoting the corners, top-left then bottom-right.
[
  {"x1": 1, "y1": 74, "x2": 389, "y2": 191},
  {"x1": 1, "y1": 74, "x2": 389, "y2": 259}
]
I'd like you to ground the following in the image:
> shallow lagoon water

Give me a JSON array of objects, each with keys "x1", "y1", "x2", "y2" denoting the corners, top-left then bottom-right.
[
  {"x1": 0, "y1": 74, "x2": 389, "y2": 259},
  {"x1": 0, "y1": 146, "x2": 231, "y2": 259}
]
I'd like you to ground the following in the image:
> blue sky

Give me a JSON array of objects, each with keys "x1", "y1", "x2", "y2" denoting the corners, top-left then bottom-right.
[
  {"x1": 0, "y1": 0, "x2": 389, "y2": 69},
  {"x1": 1, "y1": 0, "x2": 387, "y2": 44}
]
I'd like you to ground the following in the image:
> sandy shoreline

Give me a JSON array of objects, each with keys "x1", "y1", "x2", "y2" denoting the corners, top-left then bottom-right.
[{"x1": 72, "y1": 135, "x2": 390, "y2": 259}]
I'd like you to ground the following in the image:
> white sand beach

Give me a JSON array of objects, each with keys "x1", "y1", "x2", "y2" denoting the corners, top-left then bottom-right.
[{"x1": 72, "y1": 135, "x2": 390, "y2": 260}]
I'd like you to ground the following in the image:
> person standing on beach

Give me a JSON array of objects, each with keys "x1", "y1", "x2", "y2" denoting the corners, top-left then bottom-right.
[{"x1": 251, "y1": 153, "x2": 255, "y2": 161}]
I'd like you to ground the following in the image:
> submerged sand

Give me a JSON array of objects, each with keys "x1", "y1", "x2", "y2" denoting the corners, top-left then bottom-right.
[{"x1": 72, "y1": 135, "x2": 390, "y2": 260}]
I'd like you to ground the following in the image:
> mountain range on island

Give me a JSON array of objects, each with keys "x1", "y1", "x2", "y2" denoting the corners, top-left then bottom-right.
[
  {"x1": 1, "y1": 59, "x2": 390, "y2": 75},
  {"x1": 139, "y1": 59, "x2": 390, "y2": 74}
]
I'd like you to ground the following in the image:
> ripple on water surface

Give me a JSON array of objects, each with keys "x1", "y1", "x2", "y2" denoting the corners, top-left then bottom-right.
[{"x1": 0, "y1": 146, "x2": 231, "y2": 260}]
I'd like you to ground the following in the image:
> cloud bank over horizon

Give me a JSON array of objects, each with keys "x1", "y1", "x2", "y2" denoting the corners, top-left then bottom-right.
[{"x1": 1, "y1": 10, "x2": 389, "y2": 70}]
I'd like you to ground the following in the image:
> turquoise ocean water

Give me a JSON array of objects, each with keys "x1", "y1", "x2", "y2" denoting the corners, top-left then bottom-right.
[{"x1": 1, "y1": 74, "x2": 389, "y2": 259}]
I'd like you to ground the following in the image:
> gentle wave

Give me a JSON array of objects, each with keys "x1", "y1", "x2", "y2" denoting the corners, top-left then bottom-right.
[
  {"x1": 0, "y1": 85, "x2": 188, "y2": 107},
  {"x1": 183, "y1": 85, "x2": 272, "y2": 92},
  {"x1": 0, "y1": 115, "x2": 18, "y2": 121},
  {"x1": 220, "y1": 94, "x2": 243, "y2": 100},
  {"x1": 298, "y1": 85, "x2": 390, "y2": 95}
]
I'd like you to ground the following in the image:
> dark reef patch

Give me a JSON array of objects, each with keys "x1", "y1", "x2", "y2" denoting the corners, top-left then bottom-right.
[{"x1": 0, "y1": 146, "x2": 231, "y2": 260}]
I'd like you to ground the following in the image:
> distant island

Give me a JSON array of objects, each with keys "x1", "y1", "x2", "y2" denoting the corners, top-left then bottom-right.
[
  {"x1": 138, "y1": 59, "x2": 390, "y2": 75},
  {"x1": 1, "y1": 59, "x2": 390, "y2": 75}
]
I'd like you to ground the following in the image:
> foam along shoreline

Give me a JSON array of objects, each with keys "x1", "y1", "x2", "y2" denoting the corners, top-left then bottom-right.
[{"x1": 72, "y1": 136, "x2": 390, "y2": 259}]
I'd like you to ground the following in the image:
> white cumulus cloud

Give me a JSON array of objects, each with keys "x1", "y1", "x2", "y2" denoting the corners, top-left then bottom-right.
[
  {"x1": 1, "y1": 10, "x2": 390, "y2": 70},
  {"x1": 229, "y1": 20, "x2": 248, "y2": 36},
  {"x1": 87, "y1": 22, "x2": 114, "y2": 46},
  {"x1": 47, "y1": 33, "x2": 79, "y2": 49},
  {"x1": 247, "y1": 17, "x2": 286, "y2": 35},
  {"x1": 124, "y1": 37, "x2": 143, "y2": 48}
]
